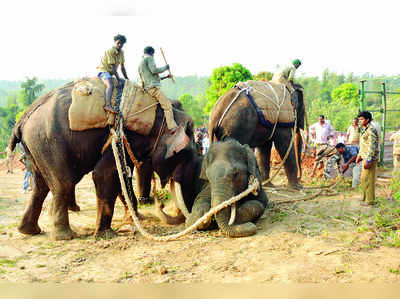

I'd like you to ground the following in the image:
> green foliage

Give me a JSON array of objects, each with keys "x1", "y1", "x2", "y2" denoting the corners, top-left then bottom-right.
[
  {"x1": 18, "y1": 77, "x2": 44, "y2": 108},
  {"x1": 204, "y1": 63, "x2": 253, "y2": 114},
  {"x1": 178, "y1": 93, "x2": 207, "y2": 126},
  {"x1": 254, "y1": 71, "x2": 274, "y2": 81},
  {"x1": 0, "y1": 77, "x2": 45, "y2": 151},
  {"x1": 161, "y1": 76, "x2": 209, "y2": 100},
  {"x1": 331, "y1": 83, "x2": 359, "y2": 108}
]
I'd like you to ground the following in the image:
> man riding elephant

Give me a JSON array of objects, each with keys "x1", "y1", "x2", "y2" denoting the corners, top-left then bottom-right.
[
  {"x1": 138, "y1": 46, "x2": 178, "y2": 134},
  {"x1": 272, "y1": 59, "x2": 302, "y2": 93},
  {"x1": 97, "y1": 34, "x2": 129, "y2": 114}
]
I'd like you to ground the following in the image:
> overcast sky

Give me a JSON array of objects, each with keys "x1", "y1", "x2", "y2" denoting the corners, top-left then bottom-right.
[{"x1": 1, "y1": 0, "x2": 399, "y2": 81}]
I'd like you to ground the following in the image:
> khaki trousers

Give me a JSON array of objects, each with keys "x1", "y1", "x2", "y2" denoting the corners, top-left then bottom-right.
[
  {"x1": 6, "y1": 157, "x2": 14, "y2": 173},
  {"x1": 147, "y1": 87, "x2": 177, "y2": 130},
  {"x1": 360, "y1": 160, "x2": 377, "y2": 204},
  {"x1": 271, "y1": 77, "x2": 295, "y2": 93}
]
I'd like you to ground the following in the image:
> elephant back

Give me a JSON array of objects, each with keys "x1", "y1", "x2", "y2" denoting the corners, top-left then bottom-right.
[
  {"x1": 68, "y1": 78, "x2": 159, "y2": 135},
  {"x1": 237, "y1": 80, "x2": 294, "y2": 125},
  {"x1": 68, "y1": 77, "x2": 118, "y2": 131}
]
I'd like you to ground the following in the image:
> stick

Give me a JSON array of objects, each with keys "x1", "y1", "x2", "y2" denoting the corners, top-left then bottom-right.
[{"x1": 160, "y1": 47, "x2": 176, "y2": 84}]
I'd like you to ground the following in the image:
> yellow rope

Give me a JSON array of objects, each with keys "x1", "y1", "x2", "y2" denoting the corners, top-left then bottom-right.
[{"x1": 111, "y1": 128, "x2": 260, "y2": 241}]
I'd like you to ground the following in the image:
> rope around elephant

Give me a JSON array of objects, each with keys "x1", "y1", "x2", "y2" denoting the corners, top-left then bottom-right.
[
  {"x1": 110, "y1": 128, "x2": 260, "y2": 241},
  {"x1": 260, "y1": 107, "x2": 338, "y2": 203}
]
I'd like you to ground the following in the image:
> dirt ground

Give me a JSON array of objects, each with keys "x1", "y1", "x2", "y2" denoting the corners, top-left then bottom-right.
[{"x1": 1, "y1": 160, "x2": 400, "y2": 283}]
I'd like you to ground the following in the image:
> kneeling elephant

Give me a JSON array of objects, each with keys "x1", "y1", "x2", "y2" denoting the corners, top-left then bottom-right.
[{"x1": 186, "y1": 138, "x2": 268, "y2": 237}]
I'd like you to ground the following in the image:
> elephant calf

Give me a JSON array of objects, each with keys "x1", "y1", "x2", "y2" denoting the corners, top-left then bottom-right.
[{"x1": 186, "y1": 138, "x2": 268, "y2": 237}]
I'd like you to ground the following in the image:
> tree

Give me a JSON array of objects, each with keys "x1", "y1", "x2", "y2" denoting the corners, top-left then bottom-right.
[
  {"x1": 179, "y1": 93, "x2": 207, "y2": 127},
  {"x1": 18, "y1": 77, "x2": 45, "y2": 108},
  {"x1": 254, "y1": 71, "x2": 273, "y2": 81},
  {"x1": 204, "y1": 63, "x2": 253, "y2": 114},
  {"x1": 331, "y1": 83, "x2": 359, "y2": 108}
]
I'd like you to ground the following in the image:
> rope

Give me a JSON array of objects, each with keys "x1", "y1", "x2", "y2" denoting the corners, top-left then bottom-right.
[
  {"x1": 111, "y1": 128, "x2": 260, "y2": 241},
  {"x1": 146, "y1": 116, "x2": 166, "y2": 159},
  {"x1": 217, "y1": 88, "x2": 245, "y2": 127}
]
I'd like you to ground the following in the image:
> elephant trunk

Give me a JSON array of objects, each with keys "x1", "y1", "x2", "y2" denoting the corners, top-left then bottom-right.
[{"x1": 211, "y1": 178, "x2": 256, "y2": 238}]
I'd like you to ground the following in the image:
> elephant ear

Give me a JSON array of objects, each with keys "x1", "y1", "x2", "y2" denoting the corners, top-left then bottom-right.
[{"x1": 243, "y1": 144, "x2": 258, "y2": 178}]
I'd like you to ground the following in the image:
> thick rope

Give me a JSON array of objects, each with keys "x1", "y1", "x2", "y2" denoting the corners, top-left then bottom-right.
[
  {"x1": 111, "y1": 128, "x2": 259, "y2": 241},
  {"x1": 217, "y1": 88, "x2": 245, "y2": 127}
]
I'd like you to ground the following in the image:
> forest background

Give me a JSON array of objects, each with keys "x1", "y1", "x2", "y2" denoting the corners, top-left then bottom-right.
[{"x1": 1, "y1": 64, "x2": 400, "y2": 153}]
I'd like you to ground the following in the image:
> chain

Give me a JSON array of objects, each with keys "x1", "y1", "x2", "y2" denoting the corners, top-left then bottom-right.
[{"x1": 114, "y1": 83, "x2": 137, "y2": 213}]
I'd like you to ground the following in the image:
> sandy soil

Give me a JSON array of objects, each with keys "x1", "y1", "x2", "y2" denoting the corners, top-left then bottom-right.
[{"x1": 1, "y1": 165, "x2": 400, "y2": 283}]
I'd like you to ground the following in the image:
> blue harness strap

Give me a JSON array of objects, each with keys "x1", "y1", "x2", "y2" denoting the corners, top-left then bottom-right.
[{"x1": 245, "y1": 89, "x2": 294, "y2": 128}]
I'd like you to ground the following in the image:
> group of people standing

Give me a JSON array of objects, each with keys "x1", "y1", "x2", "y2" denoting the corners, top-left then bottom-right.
[{"x1": 308, "y1": 110, "x2": 398, "y2": 207}]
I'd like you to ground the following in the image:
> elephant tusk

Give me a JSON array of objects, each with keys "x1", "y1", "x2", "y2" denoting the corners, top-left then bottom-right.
[
  {"x1": 228, "y1": 203, "x2": 236, "y2": 225},
  {"x1": 169, "y1": 180, "x2": 190, "y2": 219}
]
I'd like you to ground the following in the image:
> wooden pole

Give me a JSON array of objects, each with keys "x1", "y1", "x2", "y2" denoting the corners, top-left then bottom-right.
[{"x1": 160, "y1": 47, "x2": 176, "y2": 84}]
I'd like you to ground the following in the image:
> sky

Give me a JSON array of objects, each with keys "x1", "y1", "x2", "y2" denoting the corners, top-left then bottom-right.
[{"x1": 0, "y1": 0, "x2": 399, "y2": 81}]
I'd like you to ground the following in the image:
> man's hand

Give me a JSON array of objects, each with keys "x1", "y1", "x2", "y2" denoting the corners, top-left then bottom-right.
[
  {"x1": 356, "y1": 155, "x2": 362, "y2": 164},
  {"x1": 342, "y1": 163, "x2": 349, "y2": 174},
  {"x1": 364, "y1": 161, "x2": 372, "y2": 169}
]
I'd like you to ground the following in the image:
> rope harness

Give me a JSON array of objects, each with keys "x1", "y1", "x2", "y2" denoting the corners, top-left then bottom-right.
[{"x1": 111, "y1": 128, "x2": 260, "y2": 241}]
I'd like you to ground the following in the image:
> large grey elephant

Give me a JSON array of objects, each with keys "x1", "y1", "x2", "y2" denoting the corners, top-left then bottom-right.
[
  {"x1": 185, "y1": 138, "x2": 268, "y2": 237},
  {"x1": 9, "y1": 82, "x2": 202, "y2": 240},
  {"x1": 209, "y1": 83, "x2": 305, "y2": 189}
]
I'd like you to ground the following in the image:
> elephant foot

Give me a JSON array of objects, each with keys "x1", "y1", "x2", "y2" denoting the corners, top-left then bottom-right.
[
  {"x1": 68, "y1": 204, "x2": 81, "y2": 212},
  {"x1": 221, "y1": 222, "x2": 257, "y2": 238},
  {"x1": 123, "y1": 210, "x2": 144, "y2": 224},
  {"x1": 288, "y1": 182, "x2": 303, "y2": 190},
  {"x1": 262, "y1": 181, "x2": 275, "y2": 188},
  {"x1": 94, "y1": 228, "x2": 118, "y2": 240},
  {"x1": 138, "y1": 196, "x2": 154, "y2": 205},
  {"x1": 50, "y1": 226, "x2": 77, "y2": 241},
  {"x1": 18, "y1": 221, "x2": 41, "y2": 235}
]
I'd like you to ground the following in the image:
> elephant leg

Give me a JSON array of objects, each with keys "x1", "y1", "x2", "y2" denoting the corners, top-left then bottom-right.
[
  {"x1": 49, "y1": 180, "x2": 77, "y2": 241},
  {"x1": 185, "y1": 185, "x2": 212, "y2": 230},
  {"x1": 235, "y1": 200, "x2": 265, "y2": 224},
  {"x1": 92, "y1": 155, "x2": 122, "y2": 238},
  {"x1": 68, "y1": 189, "x2": 80, "y2": 212},
  {"x1": 273, "y1": 127, "x2": 301, "y2": 189},
  {"x1": 135, "y1": 160, "x2": 154, "y2": 204},
  {"x1": 18, "y1": 169, "x2": 49, "y2": 235},
  {"x1": 255, "y1": 141, "x2": 273, "y2": 186},
  {"x1": 295, "y1": 131, "x2": 303, "y2": 180},
  {"x1": 119, "y1": 193, "x2": 143, "y2": 225}
]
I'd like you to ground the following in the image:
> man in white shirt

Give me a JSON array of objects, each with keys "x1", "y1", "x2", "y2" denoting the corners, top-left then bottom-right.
[{"x1": 310, "y1": 115, "x2": 335, "y2": 146}]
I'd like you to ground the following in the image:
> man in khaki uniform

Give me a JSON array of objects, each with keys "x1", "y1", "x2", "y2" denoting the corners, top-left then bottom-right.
[
  {"x1": 97, "y1": 34, "x2": 129, "y2": 114},
  {"x1": 1, "y1": 146, "x2": 14, "y2": 174},
  {"x1": 390, "y1": 125, "x2": 400, "y2": 173},
  {"x1": 356, "y1": 111, "x2": 379, "y2": 206},
  {"x1": 272, "y1": 59, "x2": 302, "y2": 93},
  {"x1": 138, "y1": 46, "x2": 177, "y2": 133},
  {"x1": 346, "y1": 118, "x2": 360, "y2": 146}
]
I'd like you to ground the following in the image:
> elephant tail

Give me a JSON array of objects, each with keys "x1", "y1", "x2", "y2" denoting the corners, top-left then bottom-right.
[{"x1": 9, "y1": 124, "x2": 22, "y2": 152}]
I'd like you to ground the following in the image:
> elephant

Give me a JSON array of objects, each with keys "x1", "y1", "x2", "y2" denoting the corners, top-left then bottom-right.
[
  {"x1": 9, "y1": 81, "x2": 202, "y2": 240},
  {"x1": 209, "y1": 83, "x2": 305, "y2": 189},
  {"x1": 185, "y1": 138, "x2": 268, "y2": 237}
]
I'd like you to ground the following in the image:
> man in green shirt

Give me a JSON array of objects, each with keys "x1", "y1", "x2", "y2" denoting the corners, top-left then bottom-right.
[
  {"x1": 138, "y1": 46, "x2": 177, "y2": 133},
  {"x1": 97, "y1": 34, "x2": 129, "y2": 114},
  {"x1": 272, "y1": 59, "x2": 302, "y2": 93},
  {"x1": 356, "y1": 111, "x2": 380, "y2": 206}
]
